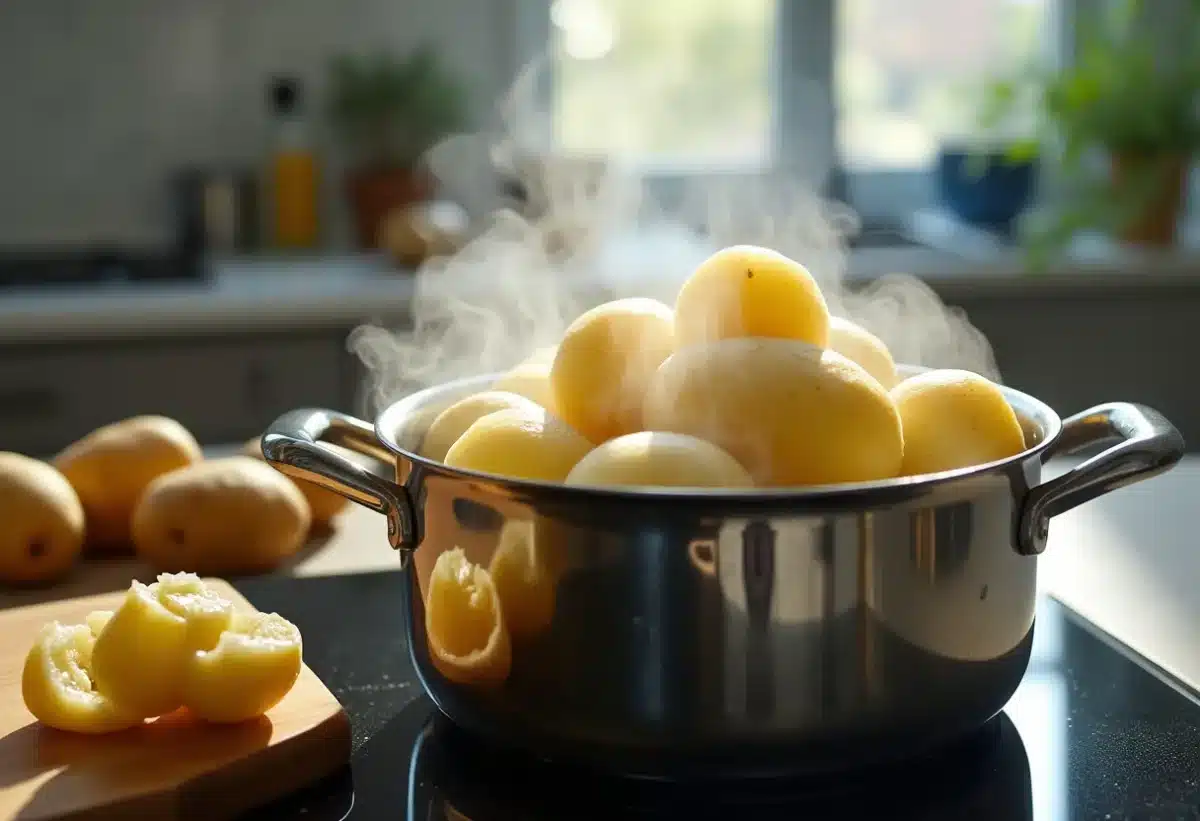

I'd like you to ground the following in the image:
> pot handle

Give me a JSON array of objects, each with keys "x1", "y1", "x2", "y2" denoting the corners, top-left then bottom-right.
[
  {"x1": 1017, "y1": 402, "x2": 1184, "y2": 555},
  {"x1": 262, "y1": 408, "x2": 418, "y2": 553}
]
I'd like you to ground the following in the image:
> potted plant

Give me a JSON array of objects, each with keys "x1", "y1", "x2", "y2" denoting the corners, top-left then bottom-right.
[
  {"x1": 982, "y1": 0, "x2": 1200, "y2": 260},
  {"x1": 327, "y1": 46, "x2": 469, "y2": 249},
  {"x1": 938, "y1": 87, "x2": 1041, "y2": 235}
]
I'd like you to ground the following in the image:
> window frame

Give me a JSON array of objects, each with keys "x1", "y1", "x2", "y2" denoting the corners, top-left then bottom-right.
[{"x1": 513, "y1": 0, "x2": 1079, "y2": 224}]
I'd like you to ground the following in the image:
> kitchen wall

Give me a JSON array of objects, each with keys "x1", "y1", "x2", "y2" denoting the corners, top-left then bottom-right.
[{"x1": 0, "y1": 0, "x2": 520, "y2": 249}]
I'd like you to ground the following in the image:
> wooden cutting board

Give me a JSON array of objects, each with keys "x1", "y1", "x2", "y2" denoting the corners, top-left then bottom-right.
[{"x1": 0, "y1": 579, "x2": 351, "y2": 820}]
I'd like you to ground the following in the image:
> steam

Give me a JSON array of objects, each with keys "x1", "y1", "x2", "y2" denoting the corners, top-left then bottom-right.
[{"x1": 349, "y1": 61, "x2": 999, "y2": 417}]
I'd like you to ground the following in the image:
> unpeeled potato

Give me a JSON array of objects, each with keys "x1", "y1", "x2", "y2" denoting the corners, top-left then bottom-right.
[
  {"x1": 55, "y1": 416, "x2": 202, "y2": 554},
  {"x1": 550, "y1": 297, "x2": 676, "y2": 444},
  {"x1": 131, "y1": 456, "x2": 310, "y2": 576},
  {"x1": 0, "y1": 453, "x2": 85, "y2": 585},
  {"x1": 644, "y1": 338, "x2": 903, "y2": 487},
  {"x1": 673, "y1": 245, "x2": 830, "y2": 349},
  {"x1": 241, "y1": 438, "x2": 348, "y2": 527}
]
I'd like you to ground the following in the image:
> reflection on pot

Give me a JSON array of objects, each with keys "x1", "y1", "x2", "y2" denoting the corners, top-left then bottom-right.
[
  {"x1": 869, "y1": 477, "x2": 1036, "y2": 662},
  {"x1": 714, "y1": 516, "x2": 864, "y2": 728}
]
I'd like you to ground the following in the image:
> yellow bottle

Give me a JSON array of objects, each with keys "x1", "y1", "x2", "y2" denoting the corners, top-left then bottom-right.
[{"x1": 269, "y1": 77, "x2": 320, "y2": 249}]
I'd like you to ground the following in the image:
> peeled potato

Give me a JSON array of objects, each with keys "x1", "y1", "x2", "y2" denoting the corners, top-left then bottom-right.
[
  {"x1": 644, "y1": 338, "x2": 903, "y2": 487},
  {"x1": 55, "y1": 416, "x2": 202, "y2": 554},
  {"x1": 425, "y1": 548, "x2": 511, "y2": 687},
  {"x1": 182, "y1": 611, "x2": 303, "y2": 723},
  {"x1": 90, "y1": 579, "x2": 193, "y2": 718},
  {"x1": 827, "y1": 316, "x2": 898, "y2": 390},
  {"x1": 673, "y1": 245, "x2": 829, "y2": 349},
  {"x1": 444, "y1": 405, "x2": 593, "y2": 483},
  {"x1": 242, "y1": 438, "x2": 348, "y2": 526},
  {"x1": 492, "y1": 362, "x2": 557, "y2": 413},
  {"x1": 550, "y1": 297, "x2": 675, "y2": 444},
  {"x1": 891, "y1": 369, "x2": 1026, "y2": 476},
  {"x1": 420, "y1": 391, "x2": 543, "y2": 463},
  {"x1": 0, "y1": 453, "x2": 85, "y2": 585},
  {"x1": 22, "y1": 620, "x2": 142, "y2": 734},
  {"x1": 565, "y1": 431, "x2": 753, "y2": 489},
  {"x1": 131, "y1": 457, "x2": 311, "y2": 576}
]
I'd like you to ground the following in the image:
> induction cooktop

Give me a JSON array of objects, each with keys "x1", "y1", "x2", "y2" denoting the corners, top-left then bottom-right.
[{"x1": 234, "y1": 571, "x2": 1200, "y2": 820}]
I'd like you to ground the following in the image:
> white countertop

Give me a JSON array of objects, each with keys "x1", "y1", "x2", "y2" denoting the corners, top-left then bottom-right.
[
  {"x1": 3, "y1": 241, "x2": 1200, "y2": 344},
  {"x1": 1039, "y1": 456, "x2": 1200, "y2": 695},
  {"x1": 0, "y1": 255, "x2": 417, "y2": 343}
]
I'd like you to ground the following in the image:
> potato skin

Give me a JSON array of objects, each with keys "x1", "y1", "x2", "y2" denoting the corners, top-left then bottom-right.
[
  {"x1": 241, "y1": 437, "x2": 348, "y2": 526},
  {"x1": 131, "y1": 456, "x2": 311, "y2": 576},
  {"x1": 0, "y1": 453, "x2": 85, "y2": 585},
  {"x1": 55, "y1": 415, "x2": 202, "y2": 554}
]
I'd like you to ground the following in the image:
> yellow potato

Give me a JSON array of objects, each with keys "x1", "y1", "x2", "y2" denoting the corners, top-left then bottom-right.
[
  {"x1": 673, "y1": 245, "x2": 829, "y2": 348},
  {"x1": 891, "y1": 369, "x2": 1026, "y2": 476},
  {"x1": 154, "y1": 571, "x2": 235, "y2": 655},
  {"x1": 550, "y1": 298, "x2": 675, "y2": 444},
  {"x1": 54, "y1": 415, "x2": 202, "y2": 554},
  {"x1": 420, "y1": 391, "x2": 543, "y2": 463},
  {"x1": 492, "y1": 362, "x2": 557, "y2": 413},
  {"x1": 565, "y1": 431, "x2": 753, "y2": 489},
  {"x1": 182, "y1": 611, "x2": 303, "y2": 723},
  {"x1": 131, "y1": 457, "x2": 311, "y2": 576},
  {"x1": 425, "y1": 548, "x2": 511, "y2": 687},
  {"x1": 827, "y1": 316, "x2": 898, "y2": 389},
  {"x1": 90, "y1": 580, "x2": 194, "y2": 718},
  {"x1": 0, "y1": 452, "x2": 85, "y2": 585},
  {"x1": 22, "y1": 620, "x2": 142, "y2": 734},
  {"x1": 644, "y1": 338, "x2": 903, "y2": 487},
  {"x1": 242, "y1": 438, "x2": 348, "y2": 527},
  {"x1": 444, "y1": 405, "x2": 593, "y2": 483}
]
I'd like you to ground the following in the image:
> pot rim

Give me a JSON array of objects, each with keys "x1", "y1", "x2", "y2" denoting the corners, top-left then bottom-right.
[{"x1": 372, "y1": 366, "x2": 1062, "y2": 508}]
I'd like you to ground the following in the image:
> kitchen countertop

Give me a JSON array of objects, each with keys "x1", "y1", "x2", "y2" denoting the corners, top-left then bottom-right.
[{"x1": 3, "y1": 242, "x2": 1200, "y2": 344}]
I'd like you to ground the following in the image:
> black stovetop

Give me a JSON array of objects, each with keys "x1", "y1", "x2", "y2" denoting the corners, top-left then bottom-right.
[{"x1": 232, "y1": 571, "x2": 1200, "y2": 821}]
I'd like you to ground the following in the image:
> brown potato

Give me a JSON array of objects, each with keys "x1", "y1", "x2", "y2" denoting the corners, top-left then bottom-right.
[
  {"x1": 241, "y1": 438, "x2": 348, "y2": 527},
  {"x1": 54, "y1": 415, "x2": 203, "y2": 554},
  {"x1": 0, "y1": 453, "x2": 85, "y2": 585},
  {"x1": 131, "y1": 456, "x2": 311, "y2": 576}
]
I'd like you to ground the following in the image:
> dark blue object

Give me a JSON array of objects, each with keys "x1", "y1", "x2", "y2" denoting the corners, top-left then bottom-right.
[{"x1": 937, "y1": 147, "x2": 1037, "y2": 230}]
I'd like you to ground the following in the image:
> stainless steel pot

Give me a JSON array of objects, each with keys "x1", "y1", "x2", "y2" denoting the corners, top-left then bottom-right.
[{"x1": 262, "y1": 372, "x2": 1183, "y2": 778}]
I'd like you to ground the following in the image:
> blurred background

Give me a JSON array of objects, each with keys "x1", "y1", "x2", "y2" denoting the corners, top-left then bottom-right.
[{"x1": 0, "y1": 0, "x2": 1197, "y2": 454}]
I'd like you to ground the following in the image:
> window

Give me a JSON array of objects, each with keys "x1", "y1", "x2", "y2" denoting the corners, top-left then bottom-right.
[
  {"x1": 836, "y1": 0, "x2": 1050, "y2": 172},
  {"x1": 522, "y1": 0, "x2": 1061, "y2": 220},
  {"x1": 548, "y1": 0, "x2": 775, "y2": 169}
]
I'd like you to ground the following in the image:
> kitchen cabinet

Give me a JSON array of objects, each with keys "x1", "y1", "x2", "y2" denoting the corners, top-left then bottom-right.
[{"x1": 0, "y1": 330, "x2": 376, "y2": 456}]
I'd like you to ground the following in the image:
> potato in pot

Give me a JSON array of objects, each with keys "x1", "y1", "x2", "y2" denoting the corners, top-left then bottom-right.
[
  {"x1": 131, "y1": 456, "x2": 310, "y2": 576},
  {"x1": 644, "y1": 338, "x2": 903, "y2": 487}
]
